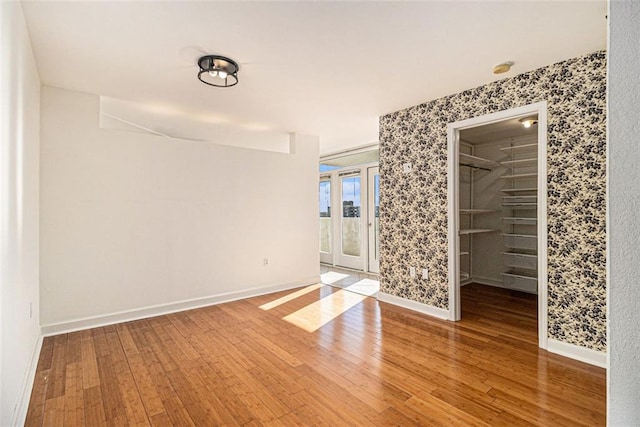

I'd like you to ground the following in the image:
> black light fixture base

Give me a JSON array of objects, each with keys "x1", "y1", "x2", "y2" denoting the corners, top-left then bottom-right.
[{"x1": 197, "y1": 54, "x2": 239, "y2": 88}]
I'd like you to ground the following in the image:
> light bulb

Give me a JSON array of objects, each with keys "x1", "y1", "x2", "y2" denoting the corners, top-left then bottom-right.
[
  {"x1": 208, "y1": 70, "x2": 218, "y2": 78},
  {"x1": 218, "y1": 70, "x2": 228, "y2": 79},
  {"x1": 520, "y1": 118, "x2": 537, "y2": 128}
]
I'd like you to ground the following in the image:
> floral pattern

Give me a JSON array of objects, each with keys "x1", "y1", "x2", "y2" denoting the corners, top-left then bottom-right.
[{"x1": 379, "y1": 52, "x2": 607, "y2": 351}]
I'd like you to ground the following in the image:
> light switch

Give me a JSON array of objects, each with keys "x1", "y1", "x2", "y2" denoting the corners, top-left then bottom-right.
[
  {"x1": 422, "y1": 268, "x2": 429, "y2": 280},
  {"x1": 409, "y1": 266, "x2": 416, "y2": 278},
  {"x1": 403, "y1": 163, "x2": 413, "y2": 174}
]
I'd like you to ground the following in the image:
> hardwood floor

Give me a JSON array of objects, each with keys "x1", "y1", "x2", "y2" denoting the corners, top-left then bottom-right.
[{"x1": 26, "y1": 283, "x2": 605, "y2": 426}]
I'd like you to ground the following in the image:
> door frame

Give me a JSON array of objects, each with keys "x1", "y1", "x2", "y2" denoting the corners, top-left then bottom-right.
[
  {"x1": 367, "y1": 166, "x2": 380, "y2": 274},
  {"x1": 319, "y1": 161, "x2": 379, "y2": 272},
  {"x1": 446, "y1": 101, "x2": 549, "y2": 350},
  {"x1": 319, "y1": 175, "x2": 333, "y2": 264}
]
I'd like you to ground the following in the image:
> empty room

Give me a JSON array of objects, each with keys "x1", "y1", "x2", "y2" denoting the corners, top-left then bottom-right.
[{"x1": 1, "y1": 1, "x2": 638, "y2": 426}]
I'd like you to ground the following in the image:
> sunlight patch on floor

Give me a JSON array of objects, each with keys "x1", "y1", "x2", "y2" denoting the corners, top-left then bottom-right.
[
  {"x1": 344, "y1": 278, "x2": 379, "y2": 296},
  {"x1": 320, "y1": 271, "x2": 350, "y2": 284},
  {"x1": 282, "y1": 289, "x2": 368, "y2": 333},
  {"x1": 259, "y1": 283, "x2": 324, "y2": 311}
]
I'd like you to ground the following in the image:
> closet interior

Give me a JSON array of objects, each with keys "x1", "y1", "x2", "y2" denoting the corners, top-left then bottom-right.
[{"x1": 458, "y1": 116, "x2": 539, "y2": 298}]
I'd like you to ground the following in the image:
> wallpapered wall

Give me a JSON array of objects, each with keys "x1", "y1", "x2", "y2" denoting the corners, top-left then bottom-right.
[{"x1": 379, "y1": 52, "x2": 606, "y2": 351}]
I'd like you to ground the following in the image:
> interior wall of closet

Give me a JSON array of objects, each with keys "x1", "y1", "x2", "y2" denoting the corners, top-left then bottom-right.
[{"x1": 458, "y1": 117, "x2": 539, "y2": 294}]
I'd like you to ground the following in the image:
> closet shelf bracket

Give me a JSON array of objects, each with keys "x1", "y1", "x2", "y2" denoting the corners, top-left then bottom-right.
[{"x1": 460, "y1": 162, "x2": 491, "y2": 172}]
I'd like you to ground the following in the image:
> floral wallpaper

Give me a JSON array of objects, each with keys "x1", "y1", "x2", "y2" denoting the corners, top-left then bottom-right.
[{"x1": 379, "y1": 52, "x2": 607, "y2": 351}]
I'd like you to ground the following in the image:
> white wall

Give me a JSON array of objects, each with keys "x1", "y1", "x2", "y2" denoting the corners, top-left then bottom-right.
[
  {"x1": 0, "y1": 2, "x2": 41, "y2": 425},
  {"x1": 40, "y1": 86, "x2": 319, "y2": 328},
  {"x1": 608, "y1": 0, "x2": 640, "y2": 425}
]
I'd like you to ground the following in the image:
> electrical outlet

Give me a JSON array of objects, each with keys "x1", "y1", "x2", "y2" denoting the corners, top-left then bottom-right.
[
  {"x1": 402, "y1": 162, "x2": 413, "y2": 174},
  {"x1": 263, "y1": 257, "x2": 269, "y2": 266},
  {"x1": 409, "y1": 266, "x2": 416, "y2": 278},
  {"x1": 422, "y1": 268, "x2": 429, "y2": 280}
]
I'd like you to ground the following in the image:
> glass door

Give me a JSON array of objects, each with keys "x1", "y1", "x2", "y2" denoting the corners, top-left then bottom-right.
[
  {"x1": 336, "y1": 171, "x2": 364, "y2": 270},
  {"x1": 367, "y1": 167, "x2": 380, "y2": 273},
  {"x1": 319, "y1": 177, "x2": 332, "y2": 264}
]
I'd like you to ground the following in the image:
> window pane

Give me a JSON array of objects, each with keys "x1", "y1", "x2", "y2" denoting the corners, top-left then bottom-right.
[
  {"x1": 341, "y1": 176, "x2": 360, "y2": 256},
  {"x1": 320, "y1": 164, "x2": 340, "y2": 172}
]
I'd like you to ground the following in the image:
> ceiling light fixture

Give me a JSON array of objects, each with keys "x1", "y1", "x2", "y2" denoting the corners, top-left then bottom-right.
[
  {"x1": 197, "y1": 55, "x2": 239, "y2": 88},
  {"x1": 519, "y1": 117, "x2": 538, "y2": 128},
  {"x1": 492, "y1": 62, "x2": 513, "y2": 75}
]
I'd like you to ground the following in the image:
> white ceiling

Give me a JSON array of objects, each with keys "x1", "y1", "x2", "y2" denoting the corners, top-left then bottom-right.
[{"x1": 21, "y1": 1, "x2": 607, "y2": 154}]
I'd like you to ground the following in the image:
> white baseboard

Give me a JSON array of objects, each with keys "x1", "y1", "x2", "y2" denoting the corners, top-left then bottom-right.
[
  {"x1": 471, "y1": 276, "x2": 503, "y2": 287},
  {"x1": 41, "y1": 276, "x2": 320, "y2": 336},
  {"x1": 377, "y1": 292, "x2": 449, "y2": 320},
  {"x1": 12, "y1": 334, "x2": 43, "y2": 426},
  {"x1": 547, "y1": 338, "x2": 607, "y2": 368},
  {"x1": 473, "y1": 275, "x2": 537, "y2": 295}
]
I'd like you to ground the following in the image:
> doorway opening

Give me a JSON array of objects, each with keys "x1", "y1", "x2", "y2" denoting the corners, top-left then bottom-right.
[
  {"x1": 447, "y1": 102, "x2": 548, "y2": 349},
  {"x1": 319, "y1": 147, "x2": 379, "y2": 274}
]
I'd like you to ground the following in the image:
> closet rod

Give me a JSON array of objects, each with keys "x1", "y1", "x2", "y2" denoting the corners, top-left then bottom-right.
[{"x1": 459, "y1": 162, "x2": 491, "y2": 172}]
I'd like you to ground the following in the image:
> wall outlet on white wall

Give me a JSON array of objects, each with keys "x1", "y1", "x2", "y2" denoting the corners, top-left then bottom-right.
[
  {"x1": 422, "y1": 268, "x2": 429, "y2": 280},
  {"x1": 409, "y1": 266, "x2": 416, "y2": 278},
  {"x1": 263, "y1": 257, "x2": 269, "y2": 266}
]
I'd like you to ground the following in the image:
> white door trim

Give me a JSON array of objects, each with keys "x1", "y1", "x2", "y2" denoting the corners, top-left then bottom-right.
[
  {"x1": 367, "y1": 166, "x2": 380, "y2": 274},
  {"x1": 319, "y1": 175, "x2": 333, "y2": 264},
  {"x1": 447, "y1": 101, "x2": 549, "y2": 350}
]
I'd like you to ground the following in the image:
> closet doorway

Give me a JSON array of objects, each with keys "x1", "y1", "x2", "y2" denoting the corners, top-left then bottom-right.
[{"x1": 447, "y1": 102, "x2": 548, "y2": 349}]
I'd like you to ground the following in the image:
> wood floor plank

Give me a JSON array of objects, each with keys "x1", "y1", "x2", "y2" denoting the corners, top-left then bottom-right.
[
  {"x1": 218, "y1": 352, "x2": 290, "y2": 420},
  {"x1": 115, "y1": 323, "x2": 139, "y2": 357},
  {"x1": 46, "y1": 334, "x2": 68, "y2": 400},
  {"x1": 484, "y1": 372, "x2": 606, "y2": 424},
  {"x1": 95, "y1": 354, "x2": 128, "y2": 425},
  {"x1": 138, "y1": 345, "x2": 179, "y2": 403},
  {"x1": 63, "y1": 362, "x2": 84, "y2": 427},
  {"x1": 148, "y1": 411, "x2": 173, "y2": 427},
  {"x1": 37, "y1": 336, "x2": 56, "y2": 371},
  {"x1": 24, "y1": 368, "x2": 51, "y2": 427},
  {"x1": 294, "y1": 369, "x2": 380, "y2": 424},
  {"x1": 373, "y1": 406, "x2": 422, "y2": 426},
  {"x1": 42, "y1": 396, "x2": 65, "y2": 427},
  {"x1": 25, "y1": 337, "x2": 56, "y2": 426},
  {"x1": 104, "y1": 328, "x2": 150, "y2": 426},
  {"x1": 200, "y1": 360, "x2": 257, "y2": 425},
  {"x1": 243, "y1": 327, "x2": 303, "y2": 367},
  {"x1": 404, "y1": 394, "x2": 491, "y2": 427},
  {"x1": 160, "y1": 396, "x2": 195, "y2": 427},
  {"x1": 122, "y1": 351, "x2": 165, "y2": 417},
  {"x1": 490, "y1": 390, "x2": 582, "y2": 427},
  {"x1": 66, "y1": 332, "x2": 83, "y2": 365},
  {"x1": 82, "y1": 386, "x2": 107, "y2": 427},
  {"x1": 142, "y1": 326, "x2": 179, "y2": 373},
  {"x1": 164, "y1": 368, "x2": 217, "y2": 425},
  {"x1": 185, "y1": 358, "x2": 253, "y2": 425},
  {"x1": 25, "y1": 282, "x2": 606, "y2": 426}
]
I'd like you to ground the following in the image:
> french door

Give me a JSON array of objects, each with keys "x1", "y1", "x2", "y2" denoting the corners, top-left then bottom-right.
[
  {"x1": 336, "y1": 170, "x2": 363, "y2": 269},
  {"x1": 319, "y1": 165, "x2": 379, "y2": 272}
]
